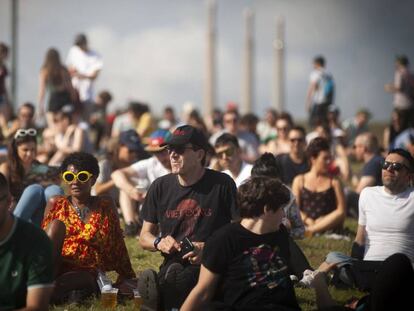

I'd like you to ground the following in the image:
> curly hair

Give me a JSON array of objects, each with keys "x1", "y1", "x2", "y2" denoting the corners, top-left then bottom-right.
[
  {"x1": 238, "y1": 176, "x2": 290, "y2": 218},
  {"x1": 251, "y1": 153, "x2": 280, "y2": 178},
  {"x1": 60, "y1": 152, "x2": 99, "y2": 177},
  {"x1": 306, "y1": 137, "x2": 330, "y2": 159}
]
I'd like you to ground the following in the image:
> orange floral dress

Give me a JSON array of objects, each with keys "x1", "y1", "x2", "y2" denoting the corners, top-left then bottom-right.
[{"x1": 42, "y1": 196, "x2": 135, "y2": 280}]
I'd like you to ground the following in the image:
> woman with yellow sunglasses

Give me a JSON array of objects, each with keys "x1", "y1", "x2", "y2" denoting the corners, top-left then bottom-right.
[{"x1": 41, "y1": 152, "x2": 136, "y2": 304}]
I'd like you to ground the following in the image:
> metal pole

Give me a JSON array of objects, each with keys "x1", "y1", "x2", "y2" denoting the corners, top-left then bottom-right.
[
  {"x1": 242, "y1": 8, "x2": 254, "y2": 114},
  {"x1": 204, "y1": 0, "x2": 216, "y2": 118},
  {"x1": 273, "y1": 16, "x2": 285, "y2": 112},
  {"x1": 10, "y1": 0, "x2": 18, "y2": 111}
]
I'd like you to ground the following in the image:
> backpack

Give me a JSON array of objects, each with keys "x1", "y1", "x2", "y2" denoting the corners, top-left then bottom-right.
[{"x1": 319, "y1": 73, "x2": 335, "y2": 105}]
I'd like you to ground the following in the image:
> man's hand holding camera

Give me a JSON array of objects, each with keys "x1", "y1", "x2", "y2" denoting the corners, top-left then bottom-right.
[{"x1": 154, "y1": 236, "x2": 204, "y2": 265}]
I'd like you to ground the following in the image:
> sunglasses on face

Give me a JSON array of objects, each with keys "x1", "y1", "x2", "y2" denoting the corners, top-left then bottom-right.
[
  {"x1": 166, "y1": 145, "x2": 194, "y2": 155},
  {"x1": 14, "y1": 128, "x2": 37, "y2": 139},
  {"x1": 216, "y1": 148, "x2": 235, "y2": 158},
  {"x1": 382, "y1": 161, "x2": 409, "y2": 172},
  {"x1": 62, "y1": 170, "x2": 93, "y2": 184}
]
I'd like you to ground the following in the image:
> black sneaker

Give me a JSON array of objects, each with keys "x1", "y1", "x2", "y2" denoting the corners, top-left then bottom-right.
[
  {"x1": 138, "y1": 269, "x2": 159, "y2": 311},
  {"x1": 161, "y1": 263, "x2": 185, "y2": 310},
  {"x1": 162, "y1": 262, "x2": 184, "y2": 286}
]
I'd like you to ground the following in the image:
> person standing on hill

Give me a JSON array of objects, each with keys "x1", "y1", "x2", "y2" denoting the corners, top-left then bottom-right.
[
  {"x1": 306, "y1": 55, "x2": 335, "y2": 127},
  {"x1": 66, "y1": 33, "x2": 103, "y2": 116},
  {"x1": 385, "y1": 55, "x2": 414, "y2": 127}
]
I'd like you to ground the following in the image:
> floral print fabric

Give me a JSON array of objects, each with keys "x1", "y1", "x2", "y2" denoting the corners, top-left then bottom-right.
[{"x1": 42, "y1": 196, "x2": 135, "y2": 279}]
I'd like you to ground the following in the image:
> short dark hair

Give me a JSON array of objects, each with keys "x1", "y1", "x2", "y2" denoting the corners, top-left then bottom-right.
[
  {"x1": 307, "y1": 137, "x2": 330, "y2": 159},
  {"x1": 215, "y1": 133, "x2": 239, "y2": 149},
  {"x1": 98, "y1": 90, "x2": 112, "y2": 103},
  {"x1": 60, "y1": 152, "x2": 100, "y2": 177},
  {"x1": 19, "y1": 102, "x2": 35, "y2": 116},
  {"x1": 314, "y1": 55, "x2": 326, "y2": 67},
  {"x1": 251, "y1": 153, "x2": 280, "y2": 179},
  {"x1": 396, "y1": 55, "x2": 409, "y2": 67},
  {"x1": 74, "y1": 33, "x2": 87, "y2": 47},
  {"x1": 388, "y1": 148, "x2": 414, "y2": 172},
  {"x1": 289, "y1": 125, "x2": 306, "y2": 137},
  {"x1": 238, "y1": 176, "x2": 290, "y2": 218}
]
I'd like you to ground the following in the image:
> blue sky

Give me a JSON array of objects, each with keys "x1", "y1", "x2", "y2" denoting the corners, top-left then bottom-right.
[{"x1": 1, "y1": 0, "x2": 414, "y2": 121}]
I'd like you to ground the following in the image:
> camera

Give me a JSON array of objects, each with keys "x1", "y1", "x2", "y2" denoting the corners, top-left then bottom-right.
[{"x1": 179, "y1": 237, "x2": 194, "y2": 256}]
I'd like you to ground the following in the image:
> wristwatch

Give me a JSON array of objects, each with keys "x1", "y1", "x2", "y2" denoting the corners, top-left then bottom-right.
[{"x1": 153, "y1": 237, "x2": 162, "y2": 251}]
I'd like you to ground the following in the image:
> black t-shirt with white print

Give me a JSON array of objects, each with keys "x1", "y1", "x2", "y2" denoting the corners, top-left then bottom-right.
[
  {"x1": 203, "y1": 223, "x2": 301, "y2": 311},
  {"x1": 141, "y1": 169, "x2": 238, "y2": 257}
]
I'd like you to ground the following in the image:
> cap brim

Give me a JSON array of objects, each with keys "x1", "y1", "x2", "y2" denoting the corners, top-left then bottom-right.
[{"x1": 144, "y1": 145, "x2": 166, "y2": 152}]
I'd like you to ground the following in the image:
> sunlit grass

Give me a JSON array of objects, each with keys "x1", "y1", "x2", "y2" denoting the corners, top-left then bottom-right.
[{"x1": 51, "y1": 218, "x2": 364, "y2": 310}]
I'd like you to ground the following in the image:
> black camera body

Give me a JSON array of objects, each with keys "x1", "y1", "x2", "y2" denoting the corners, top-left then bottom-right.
[{"x1": 179, "y1": 237, "x2": 194, "y2": 256}]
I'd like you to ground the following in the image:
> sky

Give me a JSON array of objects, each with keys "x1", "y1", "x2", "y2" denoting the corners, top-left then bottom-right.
[{"x1": 1, "y1": 0, "x2": 414, "y2": 122}]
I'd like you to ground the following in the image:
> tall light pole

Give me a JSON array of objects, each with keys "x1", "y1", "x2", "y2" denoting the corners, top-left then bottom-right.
[
  {"x1": 273, "y1": 16, "x2": 285, "y2": 112},
  {"x1": 242, "y1": 8, "x2": 254, "y2": 114},
  {"x1": 204, "y1": 0, "x2": 216, "y2": 118}
]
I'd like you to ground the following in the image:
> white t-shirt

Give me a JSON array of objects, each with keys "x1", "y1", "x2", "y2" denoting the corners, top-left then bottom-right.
[
  {"x1": 222, "y1": 162, "x2": 252, "y2": 188},
  {"x1": 309, "y1": 68, "x2": 329, "y2": 105},
  {"x1": 130, "y1": 156, "x2": 170, "y2": 190},
  {"x1": 66, "y1": 45, "x2": 103, "y2": 102},
  {"x1": 359, "y1": 186, "x2": 414, "y2": 264}
]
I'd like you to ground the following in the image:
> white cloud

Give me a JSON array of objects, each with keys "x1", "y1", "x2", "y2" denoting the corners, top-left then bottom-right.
[{"x1": 90, "y1": 21, "x2": 205, "y2": 115}]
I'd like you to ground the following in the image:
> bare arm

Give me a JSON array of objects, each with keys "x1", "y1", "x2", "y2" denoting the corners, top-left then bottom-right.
[
  {"x1": 71, "y1": 127, "x2": 84, "y2": 152},
  {"x1": 306, "y1": 81, "x2": 317, "y2": 111},
  {"x1": 354, "y1": 224, "x2": 366, "y2": 247},
  {"x1": 307, "y1": 178, "x2": 346, "y2": 234},
  {"x1": 111, "y1": 166, "x2": 142, "y2": 201},
  {"x1": 37, "y1": 69, "x2": 47, "y2": 116},
  {"x1": 0, "y1": 162, "x2": 9, "y2": 180},
  {"x1": 94, "y1": 179, "x2": 115, "y2": 196},
  {"x1": 16, "y1": 286, "x2": 53, "y2": 311},
  {"x1": 139, "y1": 221, "x2": 180, "y2": 255},
  {"x1": 62, "y1": 67, "x2": 77, "y2": 102},
  {"x1": 355, "y1": 176, "x2": 375, "y2": 194},
  {"x1": 181, "y1": 265, "x2": 220, "y2": 311}
]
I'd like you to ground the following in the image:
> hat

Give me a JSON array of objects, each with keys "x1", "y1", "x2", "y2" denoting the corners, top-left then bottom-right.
[
  {"x1": 162, "y1": 125, "x2": 209, "y2": 151},
  {"x1": 144, "y1": 129, "x2": 171, "y2": 152},
  {"x1": 119, "y1": 129, "x2": 143, "y2": 152}
]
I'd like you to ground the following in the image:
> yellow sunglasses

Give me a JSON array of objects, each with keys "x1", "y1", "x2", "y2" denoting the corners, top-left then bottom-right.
[{"x1": 62, "y1": 171, "x2": 93, "y2": 184}]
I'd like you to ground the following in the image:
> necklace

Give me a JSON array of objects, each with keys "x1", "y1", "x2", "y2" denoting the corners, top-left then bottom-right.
[{"x1": 71, "y1": 200, "x2": 90, "y2": 222}]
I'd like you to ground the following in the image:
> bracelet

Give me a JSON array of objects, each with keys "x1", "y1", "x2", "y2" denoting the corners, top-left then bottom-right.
[{"x1": 153, "y1": 237, "x2": 162, "y2": 251}]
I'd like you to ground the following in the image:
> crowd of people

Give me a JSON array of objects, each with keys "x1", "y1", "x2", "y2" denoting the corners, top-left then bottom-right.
[{"x1": 1, "y1": 34, "x2": 414, "y2": 311}]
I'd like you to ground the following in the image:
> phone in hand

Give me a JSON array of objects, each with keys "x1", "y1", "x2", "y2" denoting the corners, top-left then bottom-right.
[{"x1": 179, "y1": 237, "x2": 194, "y2": 256}]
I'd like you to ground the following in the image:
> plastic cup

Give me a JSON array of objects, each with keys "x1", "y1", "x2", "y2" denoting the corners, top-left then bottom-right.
[
  {"x1": 101, "y1": 288, "x2": 118, "y2": 308},
  {"x1": 133, "y1": 289, "x2": 143, "y2": 308}
]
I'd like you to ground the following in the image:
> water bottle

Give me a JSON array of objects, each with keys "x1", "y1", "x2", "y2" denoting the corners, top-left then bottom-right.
[{"x1": 97, "y1": 270, "x2": 112, "y2": 291}]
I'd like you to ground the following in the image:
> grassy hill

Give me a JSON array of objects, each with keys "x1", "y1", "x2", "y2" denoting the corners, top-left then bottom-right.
[{"x1": 51, "y1": 218, "x2": 363, "y2": 310}]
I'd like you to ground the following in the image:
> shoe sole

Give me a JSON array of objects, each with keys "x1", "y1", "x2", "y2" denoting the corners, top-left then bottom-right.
[{"x1": 138, "y1": 269, "x2": 159, "y2": 311}]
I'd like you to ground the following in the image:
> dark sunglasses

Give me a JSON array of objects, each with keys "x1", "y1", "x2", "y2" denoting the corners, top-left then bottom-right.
[
  {"x1": 382, "y1": 161, "x2": 409, "y2": 172},
  {"x1": 289, "y1": 138, "x2": 304, "y2": 143},
  {"x1": 166, "y1": 145, "x2": 194, "y2": 155},
  {"x1": 216, "y1": 148, "x2": 235, "y2": 158}
]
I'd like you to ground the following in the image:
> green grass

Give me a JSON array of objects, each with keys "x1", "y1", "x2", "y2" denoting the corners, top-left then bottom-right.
[{"x1": 51, "y1": 218, "x2": 365, "y2": 310}]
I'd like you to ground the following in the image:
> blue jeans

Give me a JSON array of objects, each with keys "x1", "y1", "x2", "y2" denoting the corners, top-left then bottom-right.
[{"x1": 13, "y1": 183, "x2": 64, "y2": 226}]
